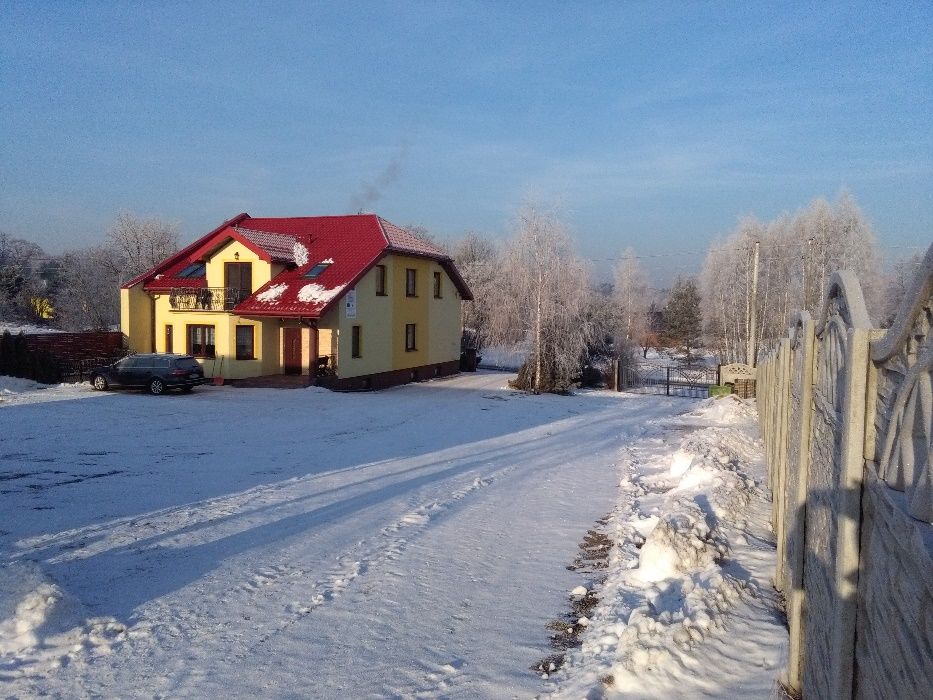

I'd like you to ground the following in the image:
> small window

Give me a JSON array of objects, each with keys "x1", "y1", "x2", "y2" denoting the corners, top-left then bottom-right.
[
  {"x1": 406, "y1": 269, "x2": 417, "y2": 297},
  {"x1": 375, "y1": 265, "x2": 387, "y2": 296},
  {"x1": 352, "y1": 325, "x2": 361, "y2": 358},
  {"x1": 235, "y1": 325, "x2": 254, "y2": 360},
  {"x1": 405, "y1": 323, "x2": 416, "y2": 352},
  {"x1": 304, "y1": 261, "x2": 332, "y2": 279},
  {"x1": 178, "y1": 262, "x2": 206, "y2": 278},
  {"x1": 433, "y1": 271, "x2": 442, "y2": 298},
  {"x1": 188, "y1": 325, "x2": 216, "y2": 358}
]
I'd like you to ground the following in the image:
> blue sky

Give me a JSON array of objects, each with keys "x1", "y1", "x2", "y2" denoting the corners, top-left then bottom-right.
[{"x1": 1, "y1": 1, "x2": 930, "y2": 281}]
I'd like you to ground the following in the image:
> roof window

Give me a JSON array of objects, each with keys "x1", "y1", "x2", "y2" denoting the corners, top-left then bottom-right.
[
  {"x1": 177, "y1": 262, "x2": 206, "y2": 278},
  {"x1": 304, "y1": 261, "x2": 332, "y2": 279}
]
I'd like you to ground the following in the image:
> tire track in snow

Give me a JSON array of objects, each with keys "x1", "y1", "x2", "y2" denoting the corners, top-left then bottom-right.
[{"x1": 239, "y1": 468, "x2": 514, "y2": 655}]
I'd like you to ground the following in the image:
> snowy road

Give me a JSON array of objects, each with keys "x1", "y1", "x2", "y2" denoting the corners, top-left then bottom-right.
[{"x1": 1, "y1": 372, "x2": 684, "y2": 698}]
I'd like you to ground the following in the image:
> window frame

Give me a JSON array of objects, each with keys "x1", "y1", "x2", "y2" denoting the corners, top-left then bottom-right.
[
  {"x1": 304, "y1": 262, "x2": 331, "y2": 279},
  {"x1": 405, "y1": 268, "x2": 417, "y2": 297},
  {"x1": 375, "y1": 265, "x2": 387, "y2": 296},
  {"x1": 235, "y1": 325, "x2": 255, "y2": 361},
  {"x1": 433, "y1": 271, "x2": 442, "y2": 299},
  {"x1": 351, "y1": 325, "x2": 362, "y2": 358},
  {"x1": 405, "y1": 323, "x2": 417, "y2": 352},
  {"x1": 187, "y1": 324, "x2": 216, "y2": 359}
]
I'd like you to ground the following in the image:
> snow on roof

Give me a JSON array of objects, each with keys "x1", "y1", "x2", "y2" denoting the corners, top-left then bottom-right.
[
  {"x1": 293, "y1": 242, "x2": 309, "y2": 267},
  {"x1": 297, "y1": 283, "x2": 344, "y2": 304},
  {"x1": 255, "y1": 283, "x2": 289, "y2": 303}
]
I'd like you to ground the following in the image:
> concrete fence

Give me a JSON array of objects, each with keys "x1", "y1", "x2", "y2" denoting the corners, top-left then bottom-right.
[{"x1": 757, "y1": 243, "x2": 932, "y2": 699}]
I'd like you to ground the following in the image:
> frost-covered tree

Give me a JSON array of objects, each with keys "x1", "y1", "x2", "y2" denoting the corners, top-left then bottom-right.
[
  {"x1": 880, "y1": 251, "x2": 925, "y2": 327},
  {"x1": 0, "y1": 232, "x2": 46, "y2": 323},
  {"x1": 52, "y1": 246, "x2": 121, "y2": 330},
  {"x1": 450, "y1": 232, "x2": 499, "y2": 351},
  {"x1": 612, "y1": 248, "x2": 650, "y2": 359},
  {"x1": 700, "y1": 191, "x2": 883, "y2": 363},
  {"x1": 103, "y1": 211, "x2": 180, "y2": 284},
  {"x1": 493, "y1": 204, "x2": 593, "y2": 393}
]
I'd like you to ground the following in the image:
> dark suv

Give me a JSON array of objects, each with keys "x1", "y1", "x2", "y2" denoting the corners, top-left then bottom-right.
[{"x1": 90, "y1": 354, "x2": 207, "y2": 395}]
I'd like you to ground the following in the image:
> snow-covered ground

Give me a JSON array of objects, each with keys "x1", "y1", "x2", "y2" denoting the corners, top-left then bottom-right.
[
  {"x1": 0, "y1": 372, "x2": 784, "y2": 697},
  {"x1": 0, "y1": 376, "x2": 102, "y2": 407},
  {"x1": 0, "y1": 322, "x2": 62, "y2": 335}
]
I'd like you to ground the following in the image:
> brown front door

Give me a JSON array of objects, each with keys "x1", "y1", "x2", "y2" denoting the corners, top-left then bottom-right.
[{"x1": 283, "y1": 327, "x2": 302, "y2": 375}]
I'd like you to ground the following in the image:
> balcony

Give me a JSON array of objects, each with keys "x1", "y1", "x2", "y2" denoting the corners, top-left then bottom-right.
[{"x1": 169, "y1": 287, "x2": 249, "y2": 311}]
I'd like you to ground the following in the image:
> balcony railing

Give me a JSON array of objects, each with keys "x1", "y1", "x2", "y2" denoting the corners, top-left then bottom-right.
[{"x1": 169, "y1": 287, "x2": 249, "y2": 311}]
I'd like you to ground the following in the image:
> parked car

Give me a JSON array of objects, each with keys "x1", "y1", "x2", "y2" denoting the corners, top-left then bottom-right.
[{"x1": 90, "y1": 354, "x2": 207, "y2": 395}]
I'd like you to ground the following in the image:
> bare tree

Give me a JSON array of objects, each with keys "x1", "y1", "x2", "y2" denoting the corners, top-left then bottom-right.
[
  {"x1": 0, "y1": 232, "x2": 46, "y2": 323},
  {"x1": 612, "y1": 248, "x2": 650, "y2": 359},
  {"x1": 52, "y1": 247, "x2": 121, "y2": 330},
  {"x1": 492, "y1": 204, "x2": 593, "y2": 393},
  {"x1": 103, "y1": 211, "x2": 180, "y2": 284}
]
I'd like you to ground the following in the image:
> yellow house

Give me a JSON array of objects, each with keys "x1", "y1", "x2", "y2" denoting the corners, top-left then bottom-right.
[{"x1": 120, "y1": 213, "x2": 473, "y2": 390}]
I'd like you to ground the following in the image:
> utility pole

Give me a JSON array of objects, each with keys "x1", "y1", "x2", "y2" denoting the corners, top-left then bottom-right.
[{"x1": 747, "y1": 240, "x2": 760, "y2": 367}]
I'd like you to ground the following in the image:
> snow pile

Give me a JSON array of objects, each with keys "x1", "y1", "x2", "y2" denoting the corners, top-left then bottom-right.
[
  {"x1": 293, "y1": 242, "x2": 309, "y2": 267},
  {"x1": 297, "y1": 283, "x2": 343, "y2": 304},
  {"x1": 551, "y1": 396, "x2": 785, "y2": 698},
  {"x1": 0, "y1": 376, "x2": 98, "y2": 406},
  {"x1": 0, "y1": 323, "x2": 63, "y2": 335},
  {"x1": 1, "y1": 375, "x2": 48, "y2": 395},
  {"x1": 256, "y1": 282, "x2": 289, "y2": 303},
  {"x1": 0, "y1": 563, "x2": 128, "y2": 678}
]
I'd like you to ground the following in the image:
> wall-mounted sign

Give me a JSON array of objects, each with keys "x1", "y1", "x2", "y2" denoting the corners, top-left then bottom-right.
[{"x1": 345, "y1": 288, "x2": 357, "y2": 318}]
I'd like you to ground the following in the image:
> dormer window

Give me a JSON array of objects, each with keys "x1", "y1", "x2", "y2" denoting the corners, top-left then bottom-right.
[
  {"x1": 304, "y1": 260, "x2": 333, "y2": 279},
  {"x1": 178, "y1": 262, "x2": 206, "y2": 278}
]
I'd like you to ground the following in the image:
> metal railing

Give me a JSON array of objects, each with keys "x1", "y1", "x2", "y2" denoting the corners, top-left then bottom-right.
[{"x1": 169, "y1": 287, "x2": 249, "y2": 311}]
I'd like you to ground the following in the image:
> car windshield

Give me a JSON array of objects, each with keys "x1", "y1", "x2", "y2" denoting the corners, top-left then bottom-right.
[{"x1": 174, "y1": 358, "x2": 201, "y2": 370}]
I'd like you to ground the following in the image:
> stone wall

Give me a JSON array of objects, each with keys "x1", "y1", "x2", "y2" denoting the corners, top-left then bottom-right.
[{"x1": 757, "y1": 243, "x2": 933, "y2": 699}]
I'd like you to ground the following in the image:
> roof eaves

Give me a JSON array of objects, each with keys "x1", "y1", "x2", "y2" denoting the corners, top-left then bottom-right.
[{"x1": 122, "y1": 212, "x2": 250, "y2": 289}]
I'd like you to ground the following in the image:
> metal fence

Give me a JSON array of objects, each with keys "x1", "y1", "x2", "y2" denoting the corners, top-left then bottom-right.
[{"x1": 618, "y1": 362, "x2": 718, "y2": 398}]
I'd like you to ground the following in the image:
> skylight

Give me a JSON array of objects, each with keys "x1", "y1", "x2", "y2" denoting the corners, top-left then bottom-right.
[
  {"x1": 178, "y1": 262, "x2": 206, "y2": 278},
  {"x1": 303, "y1": 261, "x2": 332, "y2": 279}
]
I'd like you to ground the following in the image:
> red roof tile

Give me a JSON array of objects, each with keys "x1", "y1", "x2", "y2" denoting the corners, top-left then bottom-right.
[{"x1": 129, "y1": 213, "x2": 473, "y2": 316}]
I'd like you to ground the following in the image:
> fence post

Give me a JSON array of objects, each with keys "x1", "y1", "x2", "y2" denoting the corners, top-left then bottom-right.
[{"x1": 666, "y1": 366, "x2": 671, "y2": 395}]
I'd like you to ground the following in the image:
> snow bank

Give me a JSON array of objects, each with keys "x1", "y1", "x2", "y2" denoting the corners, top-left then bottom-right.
[
  {"x1": 551, "y1": 395, "x2": 785, "y2": 698},
  {"x1": 0, "y1": 562, "x2": 128, "y2": 678},
  {"x1": 478, "y1": 343, "x2": 528, "y2": 371},
  {"x1": 0, "y1": 375, "x2": 99, "y2": 406}
]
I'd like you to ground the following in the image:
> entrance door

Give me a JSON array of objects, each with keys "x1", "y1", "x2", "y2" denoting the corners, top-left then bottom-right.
[{"x1": 283, "y1": 327, "x2": 302, "y2": 375}]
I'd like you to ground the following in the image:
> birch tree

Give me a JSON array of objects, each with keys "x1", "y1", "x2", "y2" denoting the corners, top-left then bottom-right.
[{"x1": 493, "y1": 205, "x2": 593, "y2": 393}]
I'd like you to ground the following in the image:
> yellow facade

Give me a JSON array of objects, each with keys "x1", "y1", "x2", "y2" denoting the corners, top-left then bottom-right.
[{"x1": 122, "y1": 246, "x2": 462, "y2": 382}]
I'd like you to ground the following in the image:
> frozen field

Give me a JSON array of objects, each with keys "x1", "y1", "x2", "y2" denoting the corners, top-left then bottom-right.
[{"x1": 0, "y1": 371, "x2": 784, "y2": 698}]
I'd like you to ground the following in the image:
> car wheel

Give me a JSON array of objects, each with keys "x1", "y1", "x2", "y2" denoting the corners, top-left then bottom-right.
[
  {"x1": 148, "y1": 378, "x2": 165, "y2": 395},
  {"x1": 92, "y1": 375, "x2": 109, "y2": 391}
]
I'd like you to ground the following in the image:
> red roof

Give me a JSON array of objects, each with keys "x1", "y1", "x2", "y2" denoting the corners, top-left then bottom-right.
[{"x1": 127, "y1": 213, "x2": 473, "y2": 317}]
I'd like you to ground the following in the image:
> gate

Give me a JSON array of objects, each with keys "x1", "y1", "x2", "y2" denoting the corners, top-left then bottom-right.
[{"x1": 618, "y1": 361, "x2": 718, "y2": 398}]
